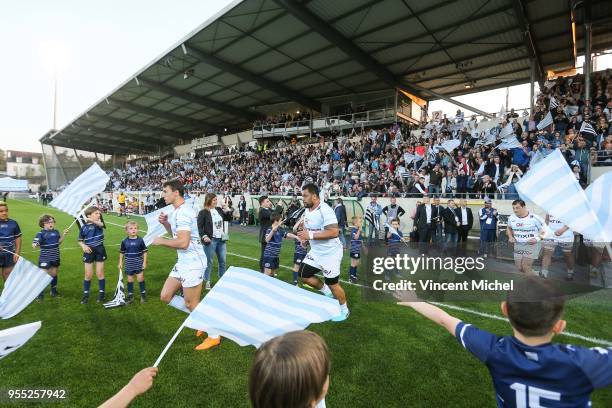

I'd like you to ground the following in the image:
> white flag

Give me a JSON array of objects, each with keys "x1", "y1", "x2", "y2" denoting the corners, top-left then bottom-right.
[
  {"x1": 50, "y1": 163, "x2": 110, "y2": 217},
  {"x1": 549, "y1": 96, "x2": 559, "y2": 110},
  {"x1": 497, "y1": 138, "x2": 521, "y2": 150},
  {"x1": 0, "y1": 321, "x2": 41, "y2": 360},
  {"x1": 499, "y1": 105, "x2": 506, "y2": 118},
  {"x1": 584, "y1": 173, "x2": 612, "y2": 238},
  {"x1": 440, "y1": 139, "x2": 461, "y2": 153},
  {"x1": 183, "y1": 267, "x2": 340, "y2": 347},
  {"x1": 143, "y1": 204, "x2": 174, "y2": 246},
  {"x1": 0, "y1": 258, "x2": 52, "y2": 319},
  {"x1": 498, "y1": 123, "x2": 514, "y2": 139},
  {"x1": 516, "y1": 150, "x2": 609, "y2": 242},
  {"x1": 579, "y1": 121, "x2": 597, "y2": 136},
  {"x1": 536, "y1": 111, "x2": 554, "y2": 131}
]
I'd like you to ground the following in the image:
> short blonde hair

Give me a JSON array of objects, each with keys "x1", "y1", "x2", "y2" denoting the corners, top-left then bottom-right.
[{"x1": 124, "y1": 220, "x2": 138, "y2": 230}]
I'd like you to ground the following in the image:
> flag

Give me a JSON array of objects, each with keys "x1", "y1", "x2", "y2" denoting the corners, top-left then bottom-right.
[
  {"x1": 50, "y1": 163, "x2": 110, "y2": 217},
  {"x1": 365, "y1": 206, "x2": 380, "y2": 231},
  {"x1": 0, "y1": 321, "x2": 41, "y2": 360},
  {"x1": 103, "y1": 269, "x2": 126, "y2": 309},
  {"x1": 528, "y1": 149, "x2": 546, "y2": 169},
  {"x1": 549, "y1": 96, "x2": 559, "y2": 110},
  {"x1": 497, "y1": 138, "x2": 521, "y2": 150},
  {"x1": 579, "y1": 121, "x2": 597, "y2": 137},
  {"x1": 183, "y1": 267, "x2": 340, "y2": 347},
  {"x1": 0, "y1": 258, "x2": 52, "y2": 319},
  {"x1": 499, "y1": 105, "x2": 506, "y2": 118},
  {"x1": 516, "y1": 149, "x2": 609, "y2": 242},
  {"x1": 143, "y1": 204, "x2": 174, "y2": 246},
  {"x1": 440, "y1": 139, "x2": 461, "y2": 153},
  {"x1": 536, "y1": 111, "x2": 554, "y2": 131},
  {"x1": 498, "y1": 123, "x2": 514, "y2": 139},
  {"x1": 584, "y1": 173, "x2": 612, "y2": 237}
]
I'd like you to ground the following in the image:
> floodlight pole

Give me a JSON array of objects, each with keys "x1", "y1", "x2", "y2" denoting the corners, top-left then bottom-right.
[
  {"x1": 529, "y1": 58, "x2": 535, "y2": 114},
  {"x1": 584, "y1": 22, "x2": 592, "y2": 102}
]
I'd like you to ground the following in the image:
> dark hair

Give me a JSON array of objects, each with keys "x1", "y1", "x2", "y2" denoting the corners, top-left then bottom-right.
[
  {"x1": 511, "y1": 199, "x2": 526, "y2": 207},
  {"x1": 506, "y1": 278, "x2": 565, "y2": 337},
  {"x1": 204, "y1": 193, "x2": 217, "y2": 208},
  {"x1": 39, "y1": 214, "x2": 55, "y2": 228},
  {"x1": 249, "y1": 331, "x2": 329, "y2": 408},
  {"x1": 302, "y1": 183, "x2": 319, "y2": 197},
  {"x1": 163, "y1": 179, "x2": 184, "y2": 197},
  {"x1": 258, "y1": 195, "x2": 269, "y2": 204},
  {"x1": 271, "y1": 213, "x2": 282, "y2": 223}
]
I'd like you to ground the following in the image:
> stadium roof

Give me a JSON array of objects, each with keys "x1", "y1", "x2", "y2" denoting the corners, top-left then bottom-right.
[{"x1": 41, "y1": 0, "x2": 612, "y2": 155}]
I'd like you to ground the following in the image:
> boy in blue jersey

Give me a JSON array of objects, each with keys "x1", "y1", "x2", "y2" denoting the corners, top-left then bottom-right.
[
  {"x1": 348, "y1": 216, "x2": 363, "y2": 283},
  {"x1": 118, "y1": 221, "x2": 148, "y2": 304},
  {"x1": 0, "y1": 201, "x2": 21, "y2": 282},
  {"x1": 386, "y1": 218, "x2": 404, "y2": 280},
  {"x1": 78, "y1": 206, "x2": 107, "y2": 304},
  {"x1": 32, "y1": 214, "x2": 68, "y2": 300},
  {"x1": 397, "y1": 278, "x2": 612, "y2": 407},
  {"x1": 291, "y1": 215, "x2": 309, "y2": 285},
  {"x1": 263, "y1": 213, "x2": 300, "y2": 278}
]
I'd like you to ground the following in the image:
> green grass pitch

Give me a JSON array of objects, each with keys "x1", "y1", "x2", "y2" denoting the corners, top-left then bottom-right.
[{"x1": 1, "y1": 199, "x2": 610, "y2": 407}]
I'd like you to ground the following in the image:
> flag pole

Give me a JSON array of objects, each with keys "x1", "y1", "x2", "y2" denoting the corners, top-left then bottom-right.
[{"x1": 153, "y1": 321, "x2": 186, "y2": 367}]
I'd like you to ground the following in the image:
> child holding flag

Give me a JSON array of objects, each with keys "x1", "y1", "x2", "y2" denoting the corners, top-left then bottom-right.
[
  {"x1": 78, "y1": 206, "x2": 107, "y2": 304},
  {"x1": 118, "y1": 221, "x2": 148, "y2": 303},
  {"x1": 0, "y1": 201, "x2": 21, "y2": 281},
  {"x1": 264, "y1": 213, "x2": 300, "y2": 278},
  {"x1": 32, "y1": 214, "x2": 68, "y2": 300}
]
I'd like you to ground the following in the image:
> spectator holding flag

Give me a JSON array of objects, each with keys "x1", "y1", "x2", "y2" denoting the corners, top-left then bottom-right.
[
  {"x1": 33, "y1": 214, "x2": 68, "y2": 300},
  {"x1": 364, "y1": 195, "x2": 382, "y2": 243},
  {"x1": 0, "y1": 201, "x2": 21, "y2": 282},
  {"x1": 78, "y1": 206, "x2": 107, "y2": 304}
]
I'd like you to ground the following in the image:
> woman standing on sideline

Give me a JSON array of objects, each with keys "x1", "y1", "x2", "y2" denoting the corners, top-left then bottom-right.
[
  {"x1": 238, "y1": 195, "x2": 248, "y2": 226},
  {"x1": 197, "y1": 193, "x2": 228, "y2": 290}
]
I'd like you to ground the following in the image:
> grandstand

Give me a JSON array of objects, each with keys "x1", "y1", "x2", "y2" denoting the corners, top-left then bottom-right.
[{"x1": 39, "y1": 0, "x2": 612, "y2": 190}]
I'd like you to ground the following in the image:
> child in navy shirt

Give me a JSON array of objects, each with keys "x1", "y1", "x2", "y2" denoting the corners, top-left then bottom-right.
[
  {"x1": 291, "y1": 215, "x2": 309, "y2": 285},
  {"x1": 0, "y1": 201, "x2": 21, "y2": 281},
  {"x1": 348, "y1": 216, "x2": 363, "y2": 283},
  {"x1": 118, "y1": 221, "x2": 148, "y2": 303},
  {"x1": 78, "y1": 206, "x2": 106, "y2": 304},
  {"x1": 264, "y1": 214, "x2": 299, "y2": 278},
  {"x1": 386, "y1": 218, "x2": 404, "y2": 280},
  {"x1": 397, "y1": 278, "x2": 612, "y2": 407},
  {"x1": 33, "y1": 214, "x2": 68, "y2": 299}
]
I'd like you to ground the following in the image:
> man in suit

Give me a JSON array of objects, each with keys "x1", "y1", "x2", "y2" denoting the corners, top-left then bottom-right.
[
  {"x1": 414, "y1": 196, "x2": 435, "y2": 245},
  {"x1": 334, "y1": 198, "x2": 348, "y2": 249},
  {"x1": 443, "y1": 199, "x2": 461, "y2": 253},
  {"x1": 431, "y1": 196, "x2": 444, "y2": 245},
  {"x1": 258, "y1": 196, "x2": 274, "y2": 273},
  {"x1": 479, "y1": 175, "x2": 497, "y2": 199},
  {"x1": 457, "y1": 198, "x2": 473, "y2": 244}
]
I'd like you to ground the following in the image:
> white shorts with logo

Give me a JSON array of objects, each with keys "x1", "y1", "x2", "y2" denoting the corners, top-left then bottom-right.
[
  {"x1": 513, "y1": 241, "x2": 542, "y2": 260},
  {"x1": 543, "y1": 239, "x2": 574, "y2": 252},
  {"x1": 303, "y1": 250, "x2": 342, "y2": 280},
  {"x1": 169, "y1": 262, "x2": 205, "y2": 288}
]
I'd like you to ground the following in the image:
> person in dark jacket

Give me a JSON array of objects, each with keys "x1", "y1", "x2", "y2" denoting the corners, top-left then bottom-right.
[
  {"x1": 238, "y1": 196, "x2": 248, "y2": 226},
  {"x1": 457, "y1": 199, "x2": 474, "y2": 244},
  {"x1": 334, "y1": 198, "x2": 348, "y2": 249},
  {"x1": 443, "y1": 199, "x2": 461, "y2": 252},
  {"x1": 197, "y1": 193, "x2": 230, "y2": 289},
  {"x1": 258, "y1": 196, "x2": 274, "y2": 273}
]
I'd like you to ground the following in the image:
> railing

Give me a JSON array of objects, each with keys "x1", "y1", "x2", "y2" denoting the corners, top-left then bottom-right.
[{"x1": 252, "y1": 108, "x2": 397, "y2": 139}]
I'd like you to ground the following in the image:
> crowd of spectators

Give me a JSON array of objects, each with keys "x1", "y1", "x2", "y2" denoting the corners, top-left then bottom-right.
[
  {"x1": 107, "y1": 70, "x2": 612, "y2": 199},
  {"x1": 253, "y1": 111, "x2": 312, "y2": 128}
]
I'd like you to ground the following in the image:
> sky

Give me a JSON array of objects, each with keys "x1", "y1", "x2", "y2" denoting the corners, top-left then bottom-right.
[{"x1": 1, "y1": 2, "x2": 611, "y2": 154}]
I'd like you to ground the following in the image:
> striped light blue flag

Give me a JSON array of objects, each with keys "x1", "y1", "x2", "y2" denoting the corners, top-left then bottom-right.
[
  {"x1": 184, "y1": 267, "x2": 341, "y2": 347},
  {"x1": 143, "y1": 204, "x2": 174, "y2": 246},
  {"x1": 0, "y1": 258, "x2": 52, "y2": 319},
  {"x1": 516, "y1": 149, "x2": 609, "y2": 242},
  {"x1": 50, "y1": 163, "x2": 110, "y2": 217},
  {"x1": 584, "y1": 173, "x2": 612, "y2": 236},
  {"x1": 498, "y1": 122, "x2": 514, "y2": 139}
]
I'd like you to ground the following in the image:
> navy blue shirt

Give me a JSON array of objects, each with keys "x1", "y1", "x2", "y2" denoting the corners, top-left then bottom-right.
[
  {"x1": 350, "y1": 227, "x2": 362, "y2": 254},
  {"x1": 78, "y1": 223, "x2": 105, "y2": 248},
  {"x1": 0, "y1": 218, "x2": 21, "y2": 252},
  {"x1": 456, "y1": 321, "x2": 612, "y2": 407},
  {"x1": 264, "y1": 227, "x2": 286, "y2": 258},
  {"x1": 120, "y1": 237, "x2": 147, "y2": 272},
  {"x1": 294, "y1": 238, "x2": 308, "y2": 256},
  {"x1": 33, "y1": 229, "x2": 61, "y2": 263}
]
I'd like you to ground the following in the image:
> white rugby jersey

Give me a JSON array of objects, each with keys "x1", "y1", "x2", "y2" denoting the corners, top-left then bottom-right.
[
  {"x1": 170, "y1": 202, "x2": 206, "y2": 266},
  {"x1": 304, "y1": 202, "x2": 342, "y2": 257},
  {"x1": 508, "y1": 212, "x2": 546, "y2": 242},
  {"x1": 546, "y1": 214, "x2": 574, "y2": 242}
]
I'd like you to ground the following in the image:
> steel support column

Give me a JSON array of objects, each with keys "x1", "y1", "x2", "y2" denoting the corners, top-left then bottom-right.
[
  {"x1": 529, "y1": 58, "x2": 535, "y2": 114},
  {"x1": 584, "y1": 23, "x2": 592, "y2": 103}
]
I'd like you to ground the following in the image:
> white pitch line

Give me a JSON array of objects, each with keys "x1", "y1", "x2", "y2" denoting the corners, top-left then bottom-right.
[{"x1": 17, "y1": 200, "x2": 612, "y2": 346}]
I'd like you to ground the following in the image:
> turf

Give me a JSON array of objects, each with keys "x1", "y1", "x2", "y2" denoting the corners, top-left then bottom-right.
[{"x1": 1, "y1": 199, "x2": 611, "y2": 407}]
